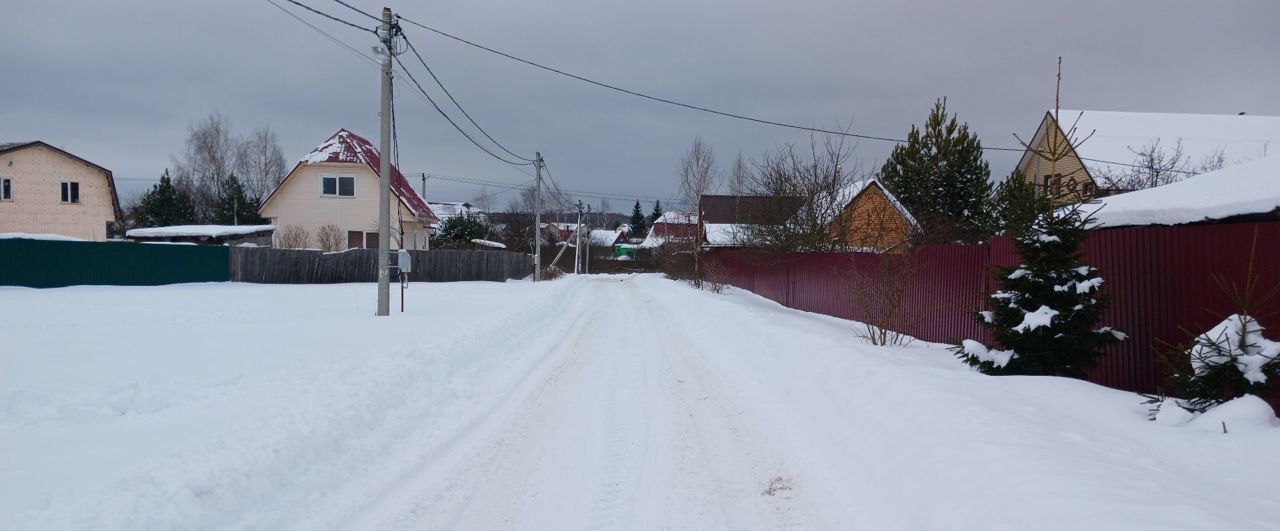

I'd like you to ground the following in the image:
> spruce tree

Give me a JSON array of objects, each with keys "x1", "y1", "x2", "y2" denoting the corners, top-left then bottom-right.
[
  {"x1": 954, "y1": 203, "x2": 1124, "y2": 378},
  {"x1": 991, "y1": 172, "x2": 1050, "y2": 239},
  {"x1": 211, "y1": 173, "x2": 264, "y2": 225},
  {"x1": 629, "y1": 200, "x2": 648, "y2": 236},
  {"x1": 648, "y1": 200, "x2": 664, "y2": 224},
  {"x1": 880, "y1": 98, "x2": 994, "y2": 242},
  {"x1": 133, "y1": 170, "x2": 196, "y2": 228}
]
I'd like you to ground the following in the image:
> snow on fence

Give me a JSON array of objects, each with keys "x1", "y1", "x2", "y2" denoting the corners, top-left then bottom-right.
[
  {"x1": 228, "y1": 247, "x2": 532, "y2": 284},
  {"x1": 707, "y1": 221, "x2": 1280, "y2": 396}
]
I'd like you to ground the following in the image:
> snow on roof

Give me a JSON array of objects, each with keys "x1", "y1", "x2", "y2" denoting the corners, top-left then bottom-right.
[
  {"x1": 427, "y1": 201, "x2": 479, "y2": 221},
  {"x1": 1041, "y1": 110, "x2": 1280, "y2": 177},
  {"x1": 470, "y1": 238, "x2": 506, "y2": 249},
  {"x1": 839, "y1": 178, "x2": 919, "y2": 229},
  {"x1": 653, "y1": 211, "x2": 697, "y2": 225},
  {"x1": 126, "y1": 225, "x2": 275, "y2": 239},
  {"x1": 589, "y1": 229, "x2": 623, "y2": 246},
  {"x1": 1085, "y1": 155, "x2": 1280, "y2": 228},
  {"x1": 0, "y1": 232, "x2": 86, "y2": 242},
  {"x1": 289, "y1": 129, "x2": 437, "y2": 221},
  {"x1": 703, "y1": 223, "x2": 746, "y2": 247}
]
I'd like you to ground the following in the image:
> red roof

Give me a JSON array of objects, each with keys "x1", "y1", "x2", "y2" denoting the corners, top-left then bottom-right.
[{"x1": 297, "y1": 129, "x2": 437, "y2": 221}]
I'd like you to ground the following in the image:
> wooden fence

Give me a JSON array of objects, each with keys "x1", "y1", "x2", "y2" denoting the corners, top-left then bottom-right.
[{"x1": 229, "y1": 247, "x2": 532, "y2": 284}]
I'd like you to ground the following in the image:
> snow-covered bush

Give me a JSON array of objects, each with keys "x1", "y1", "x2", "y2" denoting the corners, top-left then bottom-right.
[
  {"x1": 1166, "y1": 314, "x2": 1280, "y2": 413},
  {"x1": 953, "y1": 203, "x2": 1124, "y2": 377}
]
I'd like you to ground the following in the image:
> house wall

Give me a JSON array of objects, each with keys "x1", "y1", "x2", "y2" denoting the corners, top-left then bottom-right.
[
  {"x1": 1016, "y1": 114, "x2": 1097, "y2": 206},
  {"x1": 259, "y1": 162, "x2": 428, "y2": 249},
  {"x1": 0, "y1": 145, "x2": 117, "y2": 241},
  {"x1": 829, "y1": 185, "x2": 913, "y2": 251}
]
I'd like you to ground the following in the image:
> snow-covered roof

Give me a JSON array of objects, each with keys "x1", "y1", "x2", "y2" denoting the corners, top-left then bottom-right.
[
  {"x1": 1085, "y1": 155, "x2": 1280, "y2": 228},
  {"x1": 1031, "y1": 110, "x2": 1280, "y2": 178},
  {"x1": 703, "y1": 223, "x2": 746, "y2": 248},
  {"x1": 838, "y1": 178, "x2": 919, "y2": 228},
  {"x1": 265, "y1": 129, "x2": 437, "y2": 221},
  {"x1": 126, "y1": 225, "x2": 276, "y2": 239},
  {"x1": 428, "y1": 201, "x2": 480, "y2": 222},
  {"x1": 589, "y1": 229, "x2": 624, "y2": 246},
  {"x1": 470, "y1": 238, "x2": 506, "y2": 249},
  {"x1": 0, "y1": 232, "x2": 86, "y2": 242},
  {"x1": 653, "y1": 211, "x2": 697, "y2": 225}
]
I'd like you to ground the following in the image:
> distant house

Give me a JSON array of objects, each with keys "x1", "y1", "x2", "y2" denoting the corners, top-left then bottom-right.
[
  {"x1": 259, "y1": 129, "x2": 438, "y2": 250},
  {"x1": 828, "y1": 178, "x2": 919, "y2": 252},
  {"x1": 0, "y1": 141, "x2": 122, "y2": 241},
  {"x1": 1084, "y1": 155, "x2": 1280, "y2": 229},
  {"x1": 1015, "y1": 110, "x2": 1280, "y2": 205},
  {"x1": 428, "y1": 201, "x2": 486, "y2": 229},
  {"x1": 589, "y1": 228, "x2": 624, "y2": 247},
  {"x1": 698, "y1": 195, "x2": 802, "y2": 248},
  {"x1": 649, "y1": 211, "x2": 698, "y2": 241},
  {"x1": 126, "y1": 225, "x2": 275, "y2": 246}
]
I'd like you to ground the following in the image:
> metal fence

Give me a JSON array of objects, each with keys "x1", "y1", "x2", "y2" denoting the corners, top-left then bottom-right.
[
  {"x1": 228, "y1": 247, "x2": 532, "y2": 283},
  {"x1": 0, "y1": 239, "x2": 229, "y2": 288},
  {"x1": 707, "y1": 221, "x2": 1280, "y2": 395}
]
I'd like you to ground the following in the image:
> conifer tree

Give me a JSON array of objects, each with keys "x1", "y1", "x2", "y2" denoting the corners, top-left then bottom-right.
[
  {"x1": 880, "y1": 98, "x2": 994, "y2": 242},
  {"x1": 991, "y1": 172, "x2": 1050, "y2": 239},
  {"x1": 629, "y1": 200, "x2": 648, "y2": 236},
  {"x1": 954, "y1": 203, "x2": 1124, "y2": 378},
  {"x1": 211, "y1": 173, "x2": 264, "y2": 225},
  {"x1": 648, "y1": 200, "x2": 665, "y2": 225},
  {"x1": 133, "y1": 170, "x2": 196, "y2": 228}
]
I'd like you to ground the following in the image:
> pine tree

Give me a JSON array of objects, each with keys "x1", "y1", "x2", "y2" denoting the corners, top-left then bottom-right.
[
  {"x1": 880, "y1": 98, "x2": 994, "y2": 242},
  {"x1": 629, "y1": 200, "x2": 648, "y2": 236},
  {"x1": 991, "y1": 172, "x2": 1049, "y2": 239},
  {"x1": 211, "y1": 173, "x2": 264, "y2": 225},
  {"x1": 954, "y1": 203, "x2": 1124, "y2": 378},
  {"x1": 434, "y1": 216, "x2": 492, "y2": 248},
  {"x1": 648, "y1": 200, "x2": 665, "y2": 224},
  {"x1": 133, "y1": 170, "x2": 196, "y2": 228}
]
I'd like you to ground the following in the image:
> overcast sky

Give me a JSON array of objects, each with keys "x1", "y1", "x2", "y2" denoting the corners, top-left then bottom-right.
[{"x1": 3, "y1": 0, "x2": 1278, "y2": 212}]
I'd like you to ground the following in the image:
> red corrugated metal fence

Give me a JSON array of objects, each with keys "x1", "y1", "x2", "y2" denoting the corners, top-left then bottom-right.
[{"x1": 707, "y1": 221, "x2": 1280, "y2": 395}]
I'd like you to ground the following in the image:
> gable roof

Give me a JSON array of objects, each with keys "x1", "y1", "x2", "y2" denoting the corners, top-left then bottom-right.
[
  {"x1": 652, "y1": 211, "x2": 697, "y2": 225},
  {"x1": 261, "y1": 129, "x2": 437, "y2": 221},
  {"x1": 1019, "y1": 110, "x2": 1280, "y2": 180},
  {"x1": 1086, "y1": 154, "x2": 1280, "y2": 228},
  {"x1": 0, "y1": 140, "x2": 123, "y2": 225},
  {"x1": 839, "y1": 178, "x2": 919, "y2": 229}
]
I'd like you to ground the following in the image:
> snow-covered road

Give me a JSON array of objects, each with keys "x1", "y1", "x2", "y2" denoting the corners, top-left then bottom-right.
[{"x1": 3, "y1": 275, "x2": 1278, "y2": 530}]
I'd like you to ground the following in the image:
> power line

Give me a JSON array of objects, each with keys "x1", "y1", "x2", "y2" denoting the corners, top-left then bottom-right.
[
  {"x1": 281, "y1": 0, "x2": 375, "y2": 34},
  {"x1": 392, "y1": 54, "x2": 535, "y2": 167},
  {"x1": 329, "y1": 0, "x2": 379, "y2": 22},
  {"x1": 400, "y1": 32, "x2": 534, "y2": 162},
  {"x1": 264, "y1": 0, "x2": 378, "y2": 66}
]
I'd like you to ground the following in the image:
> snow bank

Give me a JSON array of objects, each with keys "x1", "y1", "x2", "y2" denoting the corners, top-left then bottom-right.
[
  {"x1": 1087, "y1": 155, "x2": 1280, "y2": 228},
  {"x1": 0, "y1": 232, "x2": 85, "y2": 241},
  {"x1": 126, "y1": 225, "x2": 275, "y2": 238}
]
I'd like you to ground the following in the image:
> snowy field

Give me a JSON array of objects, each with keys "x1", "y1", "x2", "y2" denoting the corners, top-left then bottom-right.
[{"x1": 2, "y1": 275, "x2": 1278, "y2": 530}]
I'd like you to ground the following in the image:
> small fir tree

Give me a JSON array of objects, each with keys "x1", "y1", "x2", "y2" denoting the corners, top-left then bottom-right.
[
  {"x1": 880, "y1": 98, "x2": 994, "y2": 242},
  {"x1": 133, "y1": 170, "x2": 196, "y2": 228},
  {"x1": 433, "y1": 216, "x2": 492, "y2": 248},
  {"x1": 629, "y1": 200, "x2": 648, "y2": 237},
  {"x1": 648, "y1": 200, "x2": 665, "y2": 225},
  {"x1": 954, "y1": 203, "x2": 1124, "y2": 378},
  {"x1": 991, "y1": 172, "x2": 1050, "y2": 239},
  {"x1": 211, "y1": 173, "x2": 264, "y2": 225}
]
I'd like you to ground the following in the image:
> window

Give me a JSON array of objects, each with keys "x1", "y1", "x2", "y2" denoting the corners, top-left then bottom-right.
[
  {"x1": 1, "y1": 178, "x2": 10, "y2": 200},
  {"x1": 347, "y1": 230, "x2": 379, "y2": 249},
  {"x1": 322, "y1": 176, "x2": 355, "y2": 197},
  {"x1": 1082, "y1": 182, "x2": 1096, "y2": 197},
  {"x1": 60, "y1": 181, "x2": 80, "y2": 204}
]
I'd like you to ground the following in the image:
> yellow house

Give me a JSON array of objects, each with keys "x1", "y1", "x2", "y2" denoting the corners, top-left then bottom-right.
[
  {"x1": 259, "y1": 129, "x2": 438, "y2": 250},
  {"x1": 829, "y1": 178, "x2": 919, "y2": 252},
  {"x1": 0, "y1": 141, "x2": 122, "y2": 241},
  {"x1": 1016, "y1": 110, "x2": 1280, "y2": 206}
]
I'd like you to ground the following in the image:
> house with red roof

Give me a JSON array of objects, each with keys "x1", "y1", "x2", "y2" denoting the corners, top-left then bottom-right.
[{"x1": 259, "y1": 129, "x2": 438, "y2": 250}]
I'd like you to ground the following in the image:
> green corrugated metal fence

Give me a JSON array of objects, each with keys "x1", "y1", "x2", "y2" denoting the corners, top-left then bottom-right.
[{"x1": 0, "y1": 239, "x2": 229, "y2": 288}]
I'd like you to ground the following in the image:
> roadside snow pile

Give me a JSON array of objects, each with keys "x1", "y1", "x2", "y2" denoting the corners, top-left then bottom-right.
[
  {"x1": 0, "y1": 232, "x2": 85, "y2": 241},
  {"x1": 125, "y1": 225, "x2": 274, "y2": 238},
  {"x1": 1087, "y1": 155, "x2": 1280, "y2": 228}
]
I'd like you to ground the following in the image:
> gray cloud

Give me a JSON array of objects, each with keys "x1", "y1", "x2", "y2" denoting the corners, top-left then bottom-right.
[{"x1": 3, "y1": 0, "x2": 1277, "y2": 210}]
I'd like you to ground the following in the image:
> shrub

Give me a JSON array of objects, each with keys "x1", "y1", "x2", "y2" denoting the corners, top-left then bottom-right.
[
  {"x1": 316, "y1": 224, "x2": 343, "y2": 252},
  {"x1": 276, "y1": 225, "x2": 311, "y2": 249}
]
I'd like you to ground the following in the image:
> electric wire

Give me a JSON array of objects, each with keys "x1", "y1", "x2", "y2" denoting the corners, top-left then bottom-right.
[
  {"x1": 281, "y1": 0, "x2": 375, "y2": 33},
  {"x1": 329, "y1": 0, "x2": 380, "y2": 22}
]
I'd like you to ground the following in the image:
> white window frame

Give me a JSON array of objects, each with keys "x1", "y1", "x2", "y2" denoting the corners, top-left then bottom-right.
[
  {"x1": 0, "y1": 178, "x2": 11, "y2": 201},
  {"x1": 60, "y1": 181, "x2": 80, "y2": 204},
  {"x1": 320, "y1": 175, "x2": 356, "y2": 198}
]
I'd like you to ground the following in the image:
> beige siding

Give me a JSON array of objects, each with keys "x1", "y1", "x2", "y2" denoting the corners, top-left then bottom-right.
[
  {"x1": 259, "y1": 162, "x2": 429, "y2": 249},
  {"x1": 1015, "y1": 113, "x2": 1097, "y2": 206},
  {"x1": 0, "y1": 145, "x2": 117, "y2": 241}
]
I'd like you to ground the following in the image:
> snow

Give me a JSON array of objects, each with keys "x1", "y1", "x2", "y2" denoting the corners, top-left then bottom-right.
[
  {"x1": 2, "y1": 277, "x2": 1279, "y2": 529},
  {"x1": 1187, "y1": 395, "x2": 1280, "y2": 433},
  {"x1": 653, "y1": 211, "x2": 697, "y2": 224},
  {"x1": 469, "y1": 238, "x2": 505, "y2": 249},
  {"x1": 1013, "y1": 305, "x2": 1059, "y2": 333},
  {"x1": 1086, "y1": 154, "x2": 1280, "y2": 228},
  {"x1": 1051, "y1": 110, "x2": 1280, "y2": 177},
  {"x1": 126, "y1": 224, "x2": 275, "y2": 238},
  {"x1": 1189, "y1": 314, "x2": 1280, "y2": 384},
  {"x1": 703, "y1": 223, "x2": 746, "y2": 247},
  {"x1": 960, "y1": 339, "x2": 1016, "y2": 368},
  {"x1": 0, "y1": 232, "x2": 85, "y2": 241},
  {"x1": 588, "y1": 228, "x2": 623, "y2": 246}
]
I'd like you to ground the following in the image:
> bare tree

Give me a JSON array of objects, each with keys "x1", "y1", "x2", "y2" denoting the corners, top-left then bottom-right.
[
  {"x1": 235, "y1": 126, "x2": 287, "y2": 200},
  {"x1": 316, "y1": 224, "x2": 344, "y2": 252},
  {"x1": 172, "y1": 112, "x2": 238, "y2": 221},
  {"x1": 727, "y1": 153, "x2": 750, "y2": 196},
  {"x1": 597, "y1": 197, "x2": 612, "y2": 227},
  {"x1": 677, "y1": 137, "x2": 719, "y2": 207},
  {"x1": 471, "y1": 185, "x2": 494, "y2": 213}
]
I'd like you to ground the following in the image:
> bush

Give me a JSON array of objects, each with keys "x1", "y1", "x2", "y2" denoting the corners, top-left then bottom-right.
[
  {"x1": 276, "y1": 225, "x2": 311, "y2": 249},
  {"x1": 316, "y1": 224, "x2": 343, "y2": 252}
]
